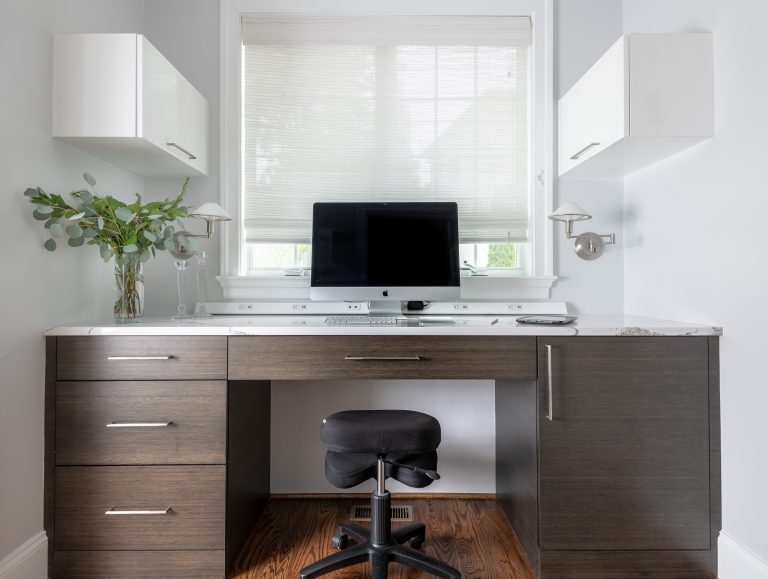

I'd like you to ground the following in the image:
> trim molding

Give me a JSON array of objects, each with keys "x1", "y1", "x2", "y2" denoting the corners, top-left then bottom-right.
[
  {"x1": 719, "y1": 531, "x2": 768, "y2": 579},
  {"x1": 0, "y1": 531, "x2": 47, "y2": 579}
]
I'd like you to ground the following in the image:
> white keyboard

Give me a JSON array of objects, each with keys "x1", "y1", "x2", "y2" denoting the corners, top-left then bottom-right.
[{"x1": 324, "y1": 315, "x2": 399, "y2": 326}]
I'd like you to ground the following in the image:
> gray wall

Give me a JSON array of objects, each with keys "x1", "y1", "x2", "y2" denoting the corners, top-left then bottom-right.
[{"x1": 0, "y1": 0, "x2": 144, "y2": 573}]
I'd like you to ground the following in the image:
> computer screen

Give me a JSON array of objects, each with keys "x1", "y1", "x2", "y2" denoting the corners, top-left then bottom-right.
[{"x1": 310, "y1": 202, "x2": 460, "y2": 301}]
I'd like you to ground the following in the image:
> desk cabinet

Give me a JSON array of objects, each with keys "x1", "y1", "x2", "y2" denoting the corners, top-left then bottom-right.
[
  {"x1": 46, "y1": 337, "x2": 269, "y2": 578},
  {"x1": 497, "y1": 337, "x2": 720, "y2": 578}
]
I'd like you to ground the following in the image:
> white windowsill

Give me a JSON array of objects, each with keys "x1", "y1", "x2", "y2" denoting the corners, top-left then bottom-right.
[{"x1": 217, "y1": 275, "x2": 557, "y2": 300}]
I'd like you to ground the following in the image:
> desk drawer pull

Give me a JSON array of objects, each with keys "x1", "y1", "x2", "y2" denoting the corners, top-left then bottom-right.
[
  {"x1": 107, "y1": 356, "x2": 174, "y2": 361},
  {"x1": 344, "y1": 355, "x2": 422, "y2": 361},
  {"x1": 105, "y1": 507, "x2": 172, "y2": 516},
  {"x1": 106, "y1": 421, "x2": 173, "y2": 428}
]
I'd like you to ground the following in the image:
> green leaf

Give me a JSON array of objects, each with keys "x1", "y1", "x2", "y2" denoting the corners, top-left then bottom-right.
[
  {"x1": 83, "y1": 205, "x2": 97, "y2": 217},
  {"x1": 139, "y1": 250, "x2": 151, "y2": 263},
  {"x1": 123, "y1": 243, "x2": 138, "y2": 253},
  {"x1": 68, "y1": 236, "x2": 85, "y2": 247},
  {"x1": 147, "y1": 214, "x2": 163, "y2": 220},
  {"x1": 142, "y1": 231, "x2": 157, "y2": 242},
  {"x1": 32, "y1": 208, "x2": 49, "y2": 221},
  {"x1": 50, "y1": 223, "x2": 65, "y2": 238},
  {"x1": 82, "y1": 228, "x2": 98, "y2": 239},
  {"x1": 66, "y1": 224, "x2": 83, "y2": 238},
  {"x1": 44, "y1": 238, "x2": 56, "y2": 251},
  {"x1": 97, "y1": 216, "x2": 105, "y2": 230},
  {"x1": 79, "y1": 190, "x2": 94, "y2": 205},
  {"x1": 115, "y1": 207, "x2": 134, "y2": 222},
  {"x1": 163, "y1": 238, "x2": 175, "y2": 251},
  {"x1": 100, "y1": 245, "x2": 113, "y2": 262},
  {"x1": 24, "y1": 187, "x2": 38, "y2": 198},
  {"x1": 36, "y1": 205, "x2": 54, "y2": 215},
  {"x1": 44, "y1": 217, "x2": 58, "y2": 229},
  {"x1": 83, "y1": 172, "x2": 96, "y2": 187},
  {"x1": 70, "y1": 212, "x2": 85, "y2": 220}
]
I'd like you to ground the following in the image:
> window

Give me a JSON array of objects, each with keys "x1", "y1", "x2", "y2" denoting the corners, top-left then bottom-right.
[{"x1": 220, "y1": 2, "x2": 554, "y2": 299}]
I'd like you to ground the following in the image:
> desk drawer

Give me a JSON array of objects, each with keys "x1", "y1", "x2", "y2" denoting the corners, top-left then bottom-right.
[
  {"x1": 229, "y1": 336, "x2": 536, "y2": 380},
  {"x1": 58, "y1": 336, "x2": 227, "y2": 381},
  {"x1": 55, "y1": 466, "x2": 225, "y2": 550},
  {"x1": 56, "y1": 381, "x2": 226, "y2": 465}
]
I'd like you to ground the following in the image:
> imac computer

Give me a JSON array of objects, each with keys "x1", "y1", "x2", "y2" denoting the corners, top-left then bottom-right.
[{"x1": 310, "y1": 202, "x2": 460, "y2": 302}]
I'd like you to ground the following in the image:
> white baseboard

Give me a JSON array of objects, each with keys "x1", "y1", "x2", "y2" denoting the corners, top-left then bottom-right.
[
  {"x1": 0, "y1": 532, "x2": 47, "y2": 579},
  {"x1": 719, "y1": 531, "x2": 768, "y2": 579}
]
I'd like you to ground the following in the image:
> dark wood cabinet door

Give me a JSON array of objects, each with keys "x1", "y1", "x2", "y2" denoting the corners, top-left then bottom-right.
[{"x1": 537, "y1": 337, "x2": 711, "y2": 551}]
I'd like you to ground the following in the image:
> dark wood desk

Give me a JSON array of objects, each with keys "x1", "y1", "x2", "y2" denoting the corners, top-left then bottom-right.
[{"x1": 44, "y1": 334, "x2": 720, "y2": 578}]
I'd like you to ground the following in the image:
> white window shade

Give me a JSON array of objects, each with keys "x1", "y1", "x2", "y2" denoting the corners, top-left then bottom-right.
[{"x1": 241, "y1": 15, "x2": 531, "y2": 245}]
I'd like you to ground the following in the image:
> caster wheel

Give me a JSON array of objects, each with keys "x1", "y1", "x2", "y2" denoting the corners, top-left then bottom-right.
[
  {"x1": 409, "y1": 536, "x2": 424, "y2": 550},
  {"x1": 331, "y1": 532, "x2": 349, "y2": 550}
]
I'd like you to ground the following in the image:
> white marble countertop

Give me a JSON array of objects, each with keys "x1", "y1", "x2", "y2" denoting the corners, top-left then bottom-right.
[{"x1": 44, "y1": 314, "x2": 723, "y2": 337}]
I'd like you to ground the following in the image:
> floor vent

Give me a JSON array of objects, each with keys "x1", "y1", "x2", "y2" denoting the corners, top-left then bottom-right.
[{"x1": 350, "y1": 504, "x2": 414, "y2": 522}]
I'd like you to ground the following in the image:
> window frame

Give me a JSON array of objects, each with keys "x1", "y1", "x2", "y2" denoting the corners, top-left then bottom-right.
[{"x1": 219, "y1": 0, "x2": 554, "y2": 299}]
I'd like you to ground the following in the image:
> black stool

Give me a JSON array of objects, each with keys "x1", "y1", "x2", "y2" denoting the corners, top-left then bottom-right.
[{"x1": 299, "y1": 410, "x2": 461, "y2": 579}]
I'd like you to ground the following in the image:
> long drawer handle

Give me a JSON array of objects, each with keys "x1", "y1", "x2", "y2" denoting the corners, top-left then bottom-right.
[
  {"x1": 106, "y1": 421, "x2": 173, "y2": 428},
  {"x1": 570, "y1": 142, "x2": 601, "y2": 160},
  {"x1": 545, "y1": 344, "x2": 554, "y2": 421},
  {"x1": 107, "y1": 356, "x2": 174, "y2": 361},
  {"x1": 105, "y1": 507, "x2": 172, "y2": 516},
  {"x1": 166, "y1": 142, "x2": 197, "y2": 160},
  {"x1": 344, "y1": 355, "x2": 422, "y2": 361}
]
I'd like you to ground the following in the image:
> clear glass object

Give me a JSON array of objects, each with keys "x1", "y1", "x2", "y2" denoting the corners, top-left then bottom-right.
[
  {"x1": 195, "y1": 250, "x2": 211, "y2": 317},
  {"x1": 114, "y1": 254, "x2": 144, "y2": 321},
  {"x1": 173, "y1": 259, "x2": 192, "y2": 320}
]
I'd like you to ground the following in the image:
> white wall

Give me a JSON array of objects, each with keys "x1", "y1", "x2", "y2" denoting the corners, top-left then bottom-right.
[
  {"x1": 0, "y1": 0, "x2": 144, "y2": 572},
  {"x1": 621, "y1": 0, "x2": 768, "y2": 577},
  {"x1": 551, "y1": 0, "x2": 624, "y2": 314}
]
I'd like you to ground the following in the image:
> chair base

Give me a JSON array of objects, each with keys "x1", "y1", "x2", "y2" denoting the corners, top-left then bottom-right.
[{"x1": 299, "y1": 494, "x2": 460, "y2": 579}]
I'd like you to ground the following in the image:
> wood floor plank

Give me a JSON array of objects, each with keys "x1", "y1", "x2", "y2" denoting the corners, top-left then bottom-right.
[{"x1": 231, "y1": 497, "x2": 535, "y2": 579}]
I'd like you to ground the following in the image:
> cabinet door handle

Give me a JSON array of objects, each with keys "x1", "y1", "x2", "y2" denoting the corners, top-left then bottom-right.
[
  {"x1": 105, "y1": 507, "x2": 172, "y2": 516},
  {"x1": 545, "y1": 344, "x2": 554, "y2": 421},
  {"x1": 165, "y1": 142, "x2": 197, "y2": 160},
  {"x1": 570, "y1": 142, "x2": 600, "y2": 160},
  {"x1": 107, "y1": 356, "x2": 174, "y2": 361},
  {"x1": 344, "y1": 355, "x2": 422, "y2": 361},
  {"x1": 106, "y1": 421, "x2": 173, "y2": 428}
]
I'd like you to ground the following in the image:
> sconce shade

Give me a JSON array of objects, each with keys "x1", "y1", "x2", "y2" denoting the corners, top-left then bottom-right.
[
  {"x1": 549, "y1": 202, "x2": 592, "y2": 222},
  {"x1": 189, "y1": 202, "x2": 232, "y2": 222}
]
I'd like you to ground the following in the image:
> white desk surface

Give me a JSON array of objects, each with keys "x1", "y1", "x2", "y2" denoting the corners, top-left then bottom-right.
[{"x1": 44, "y1": 314, "x2": 723, "y2": 337}]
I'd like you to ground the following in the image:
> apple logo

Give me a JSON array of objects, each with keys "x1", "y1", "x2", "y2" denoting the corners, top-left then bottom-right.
[{"x1": 382, "y1": 290, "x2": 389, "y2": 297}]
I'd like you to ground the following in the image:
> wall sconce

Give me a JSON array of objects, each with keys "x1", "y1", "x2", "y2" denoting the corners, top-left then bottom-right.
[
  {"x1": 548, "y1": 202, "x2": 615, "y2": 260},
  {"x1": 169, "y1": 203, "x2": 231, "y2": 319}
]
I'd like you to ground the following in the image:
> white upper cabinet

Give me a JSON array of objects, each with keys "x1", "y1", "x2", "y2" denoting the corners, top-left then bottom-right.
[
  {"x1": 53, "y1": 34, "x2": 208, "y2": 176},
  {"x1": 558, "y1": 33, "x2": 713, "y2": 178}
]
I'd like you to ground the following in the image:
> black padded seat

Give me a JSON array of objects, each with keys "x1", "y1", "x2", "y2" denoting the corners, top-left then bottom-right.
[
  {"x1": 325, "y1": 450, "x2": 438, "y2": 488},
  {"x1": 301, "y1": 409, "x2": 460, "y2": 579},
  {"x1": 321, "y1": 410, "x2": 441, "y2": 454}
]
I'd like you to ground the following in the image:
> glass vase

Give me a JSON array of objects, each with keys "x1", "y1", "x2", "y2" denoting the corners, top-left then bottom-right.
[{"x1": 114, "y1": 254, "x2": 144, "y2": 321}]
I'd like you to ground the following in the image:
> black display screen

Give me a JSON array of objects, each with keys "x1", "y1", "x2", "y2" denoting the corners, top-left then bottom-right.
[{"x1": 311, "y1": 202, "x2": 460, "y2": 288}]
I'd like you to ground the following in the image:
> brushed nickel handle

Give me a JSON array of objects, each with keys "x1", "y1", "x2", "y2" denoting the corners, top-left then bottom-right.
[
  {"x1": 344, "y1": 355, "x2": 423, "y2": 361},
  {"x1": 107, "y1": 356, "x2": 174, "y2": 361},
  {"x1": 105, "y1": 507, "x2": 172, "y2": 516},
  {"x1": 166, "y1": 142, "x2": 197, "y2": 160},
  {"x1": 545, "y1": 344, "x2": 554, "y2": 421},
  {"x1": 570, "y1": 142, "x2": 600, "y2": 160},
  {"x1": 106, "y1": 421, "x2": 173, "y2": 428}
]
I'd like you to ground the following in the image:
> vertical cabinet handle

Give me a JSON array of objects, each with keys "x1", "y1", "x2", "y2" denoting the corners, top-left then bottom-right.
[{"x1": 545, "y1": 344, "x2": 554, "y2": 421}]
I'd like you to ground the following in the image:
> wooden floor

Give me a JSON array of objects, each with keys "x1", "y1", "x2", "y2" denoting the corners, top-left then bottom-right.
[{"x1": 232, "y1": 496, "x2": 535, "y2": 579}]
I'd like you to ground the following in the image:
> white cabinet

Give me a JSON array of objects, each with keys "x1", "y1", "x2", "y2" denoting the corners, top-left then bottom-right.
[
  {"x1": 558, "y1": 33, "x2": 713, "y2": 178},
  {"x1": 53, "y1": 34, "x2": 208, "y2": 176}
]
